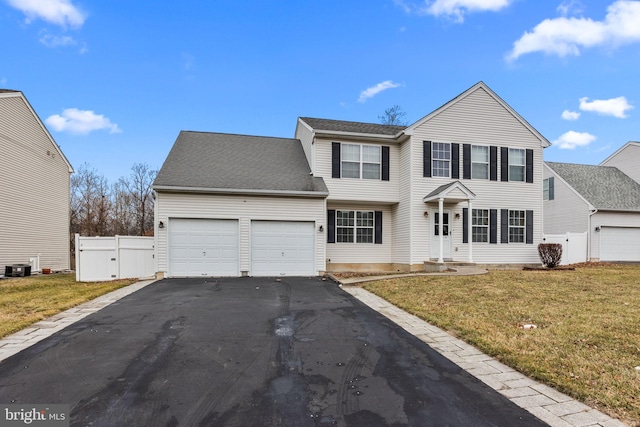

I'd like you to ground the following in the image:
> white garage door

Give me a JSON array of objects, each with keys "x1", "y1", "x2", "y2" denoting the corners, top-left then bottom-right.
[
  {"x1": 169, "y1": 219, "x2": 239, "y2": 277},
  {"x1": 251, "y1": 221, "x2": 315, "y2": 276},
  {"x1": 600, "y1": 227, "x2": 640, "y2": 261}
]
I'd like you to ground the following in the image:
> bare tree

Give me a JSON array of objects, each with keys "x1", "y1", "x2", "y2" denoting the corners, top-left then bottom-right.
[
  {"x1": 111, "y1": 179, "x2": 136, "y2": 235},
  {"x1": 379, "y1": 105, "x2": 408, "y2": 126},
  {"x1": 71, "y1": 163, "x2": 107, "y2": 237},
  {"x1": 123, "y1": 163, "x2": 158, "y2": 236}
]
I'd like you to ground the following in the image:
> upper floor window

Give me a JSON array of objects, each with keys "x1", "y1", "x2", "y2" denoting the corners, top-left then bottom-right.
[
  {"x1": 432, "y1": 142, "x2": 450, "y2": 177},
  {"x1": 509, "y1": 210, "x2": 525, "y2": 243},
  {"x1": 341, "y1": 144, "x2": 381, "y2": 180},
  {"x1": 471, "y1": 146, "x2": 489, "y2": 179},
  {"x1": 543, "y1": 177, "x2": 554, "y2": 200},
  {"x1": 509, "y1": 148, "x2": 525, "y2": 182}
]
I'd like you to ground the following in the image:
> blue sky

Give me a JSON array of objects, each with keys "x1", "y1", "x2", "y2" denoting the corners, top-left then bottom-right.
[{"x1": 2, "y1": 0, "x2": 639, "y2": 182}]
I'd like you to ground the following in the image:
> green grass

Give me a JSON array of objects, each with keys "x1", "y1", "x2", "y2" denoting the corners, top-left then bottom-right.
[
  {"x1": 0, "y1": 273, "x2": 138, "y2": 338},
  {"x1": 362, "y1": 265, "x2": 640, "y2": 426}
]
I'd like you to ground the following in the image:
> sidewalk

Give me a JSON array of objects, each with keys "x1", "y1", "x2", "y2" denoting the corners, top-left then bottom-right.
[{"x1": 338, "y1": 274, "x2": 627, "y2": 427}]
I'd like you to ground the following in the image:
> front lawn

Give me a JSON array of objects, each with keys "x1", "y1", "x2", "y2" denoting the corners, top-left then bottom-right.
[
  {"x1": 0, "y1": 273, "x2": 138, "y2": 338},
  {"x1": 363, "y1": 265, "x2": 640, "y2": 426}
]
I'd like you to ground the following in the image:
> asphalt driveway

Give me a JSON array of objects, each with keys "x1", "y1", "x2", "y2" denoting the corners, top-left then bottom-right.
[{"x1": 0, "y1": 277, "x2": 546, "y2": 426}]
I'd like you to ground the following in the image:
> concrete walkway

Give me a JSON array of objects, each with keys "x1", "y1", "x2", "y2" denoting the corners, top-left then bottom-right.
[{"x1": 339, "y1": 274, "x2": 627, "y2": 427}]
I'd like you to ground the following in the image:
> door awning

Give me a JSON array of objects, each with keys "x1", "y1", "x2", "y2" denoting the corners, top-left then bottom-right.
[{"x1": 423, "y1": 180, "x2": 476, "y2": 203}]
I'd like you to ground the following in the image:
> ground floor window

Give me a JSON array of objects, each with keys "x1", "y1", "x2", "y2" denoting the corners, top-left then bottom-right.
[
  {"x1": 509, "y1": 210, "x2": 525, "y2": 243},
  {"x1": 336, "y1": 210, "x2": 374, "y2": 243},
  {"x1": 472, "y1": 209, "x2": 489, "y2": 242}
]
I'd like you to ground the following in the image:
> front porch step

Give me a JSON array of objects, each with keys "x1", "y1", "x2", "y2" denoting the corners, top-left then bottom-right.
[{"x1": 424, "y1": 260, "x2": 476, "y2": 272}]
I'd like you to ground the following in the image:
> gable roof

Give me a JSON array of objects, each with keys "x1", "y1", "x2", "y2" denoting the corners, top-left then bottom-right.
[
  {"x1": 423, "y1": 181, "x2": 476, "y2": 202},
  {"x1": 153, "y1": 131, "x2": 328, "y2": 197},
  {"x1": 405, "y1": 81, "x2": 551, "y2": 148},
  {"x1": 546, "y1": 162, "x2": 640, "y2": 211},
  {"x1": 0, "y1": 89, "x2": 73, "y2": 173},
  {"x1": 600, "y1": 141, "x2": 640, "y2": 166}
]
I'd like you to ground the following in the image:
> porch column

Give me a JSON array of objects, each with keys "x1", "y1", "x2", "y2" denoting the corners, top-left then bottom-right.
[
  {"x1": 468, "y1": 200, "x2": 473, "y2": 263},
  {"x1": 438, "y1": 197, "x2": 444, "y2": 263}
]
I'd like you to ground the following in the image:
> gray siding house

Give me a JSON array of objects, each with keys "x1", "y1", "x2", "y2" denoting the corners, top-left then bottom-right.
[
  {"x1": 0, "y1": 90, "x2": 74, "y2": 273},
  {"x1": 543, "y1": 162, "x2": 640, "y2": 262}
]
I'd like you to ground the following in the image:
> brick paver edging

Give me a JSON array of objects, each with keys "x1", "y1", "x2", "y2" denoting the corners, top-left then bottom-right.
[{"x1": 342, "y1": 286, "x2": 627, "y2": 427}]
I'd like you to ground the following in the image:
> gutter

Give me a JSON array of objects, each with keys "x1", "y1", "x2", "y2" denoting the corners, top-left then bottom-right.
[
  {"x1": 152, "y1": 185, "x2": 329, "y2": 198},
  {"x1": 588, "y1": 208, "x2": 598, "y2": 261}
]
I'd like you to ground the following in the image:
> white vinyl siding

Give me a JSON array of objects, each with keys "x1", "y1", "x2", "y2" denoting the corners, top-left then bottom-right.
[
  {"x1": 600, "y1": 143, "x2": 640, "y2": 184},
  {"x1": 0, "y1": 94, "x2": 72, "y2": 272},
  {"x1": 155, "y1": 192, "x2": 325, "y2": 276},
  {"x1": 410, "y1": 86, "x2": 545, "y2": 264},
  {"x1": 315, "y1": 137, "x2": 400, "y2": 203},
  {"x1": 542, "y1": 165, "x2": 590, "y2": 234},
  {"x1": 327, "y1": 204, "x2": 392, "y2": 264}
]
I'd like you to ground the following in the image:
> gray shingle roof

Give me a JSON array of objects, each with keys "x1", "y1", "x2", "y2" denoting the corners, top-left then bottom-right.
[
  {"x1": 546, "y1": 162, "x2": 640, "y2": 210},
  {"x1": 299, "y1": 117, "x2": 405, "y2": 136},
  {"x1": 153, "y1": 131, "x2": 328, "y2": 196}
]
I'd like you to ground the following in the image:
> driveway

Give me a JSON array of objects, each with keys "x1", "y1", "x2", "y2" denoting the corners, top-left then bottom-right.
[{"x1": 0, "y1": 277, "x2": 546, "y2": 426}]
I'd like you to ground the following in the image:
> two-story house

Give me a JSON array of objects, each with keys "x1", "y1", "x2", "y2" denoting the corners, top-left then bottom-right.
[
  {"x1": 1, "y1": 89, "x2": 74, "y2": 274},
  {"x1": 153, "y1": 82, "x2": 549, "y2": 277}
]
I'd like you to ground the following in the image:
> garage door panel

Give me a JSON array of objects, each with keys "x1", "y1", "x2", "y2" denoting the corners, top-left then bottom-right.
[
  {"x1": 600, "y1": 227, "x2": 640, "y2": 262},
  {"x1": 251, "y1": 221, "x2": 315, "y2": 276},
  {"x1": 169, "y1": 219, "x2": 239, "y2": 277}
]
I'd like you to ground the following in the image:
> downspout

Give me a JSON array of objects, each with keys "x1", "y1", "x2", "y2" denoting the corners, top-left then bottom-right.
[{"x1": 588, "y1": 208, "x2": 598, "y2": 261}]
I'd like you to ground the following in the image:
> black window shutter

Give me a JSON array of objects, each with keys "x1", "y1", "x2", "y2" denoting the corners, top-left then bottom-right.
[
  {"x1": 382, "y1": 146, "x2": 390, "y2": 181},
  {"x1": 526, "y1": 149, "x2": 534, "y2": 183},
  {"x1": 451, "y1": 143, "x2": 460, "y2": 179},
  {"x1": 327, "y1": 210, "x2": 336, "y2": 243},
  {"x1": 423, "y1": 141, "x2": 431, "y2": 177},
  {"x1": 374, "y1": 211, "x2": 383, "y2": 244},
  {"x1": 462, "y1": 208, "x2": 468, "y2": 243},
  {"x1": 490, "y1": 209, "x2": 497, "y2": 244},
  {"x1": 549, "y1": 177, "x2": 555, "y2": 200},
  {"x1": 462, "y1": 144, "x2": 471, "y2": 179},
  {"x1": 500, "y1": 209, "x2": 509, "y2": 243},
  {"x1": 490, "y1": 146, "x2": 498, "y2": 181},
  {"x1": 500, "y1": 147, "x2": 509, "y2": 182},
  {"x1": 331, "y1": 143, "x2": 341, "y2": 178},
  {"x1": 526, "y1": 210, "x2": 534, "y2": 244}
]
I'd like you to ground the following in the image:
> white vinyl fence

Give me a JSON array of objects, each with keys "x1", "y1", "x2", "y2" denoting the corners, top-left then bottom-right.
[
  {"x1": 75, "y1": 234, "x2": 155, "y2": 282},
  {"x1": 542, "y1": 232, "x2": 588, "y2": 265}
]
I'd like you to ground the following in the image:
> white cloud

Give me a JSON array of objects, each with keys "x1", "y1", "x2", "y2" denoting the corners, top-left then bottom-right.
[
  {"x1": 561, "y1": 110, "x2": 581, "y2": 120},
  {"x1": 39, "y1": 33, "x2": 77, "y2": 48},
  {"x1": 358, "y1": 80, "x2": 401, "y2": 103},
  {"x1": 6, "y1": 0, "x2": 86, "y2": 28},
  {"x1": 507, "y1": 0, "x2": 640, "y2": 60},
  {"x1": 552, "y1": 130, "x2": 596, "y2": 149},
  {"x1": 579, "y1": 96, "x2": 633, "y2": 118},
  {"x1": 557, "y1": 0, "x2": 584, "y2": 17},
  {"x1": 46, "y1": 108, "x2": 121, "y2": 135},
  {"x1": 395, "y1": 0, "x2": 513, "y2": 22}
]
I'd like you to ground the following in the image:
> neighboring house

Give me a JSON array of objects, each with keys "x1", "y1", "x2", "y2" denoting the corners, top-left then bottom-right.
[
  {"x1": 543, "y1": 162, "x2": 640, "y2": 262},
  {"x1": 600, "y1": 141, "x2": 640, "y2": 183},
  {"x1": 0, "y1": 90, "x2": 74, "y2": 274},
  {"x1": 154, "y1": 82, "x2": 550, "y2": 277}
]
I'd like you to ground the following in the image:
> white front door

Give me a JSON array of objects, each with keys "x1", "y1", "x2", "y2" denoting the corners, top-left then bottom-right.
[{"x1": 430, "y1": 209, "x2": 452, "y2": 260}]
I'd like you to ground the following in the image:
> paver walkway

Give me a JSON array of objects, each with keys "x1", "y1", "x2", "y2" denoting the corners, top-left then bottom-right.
[{"x1": 341, "y1": 279, "x2": 627, "y2": 427}]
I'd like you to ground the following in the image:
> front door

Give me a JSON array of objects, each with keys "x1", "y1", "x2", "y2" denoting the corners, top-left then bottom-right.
[{"x1": 430, "y1": 209, "x2": 452, "y2": 260}]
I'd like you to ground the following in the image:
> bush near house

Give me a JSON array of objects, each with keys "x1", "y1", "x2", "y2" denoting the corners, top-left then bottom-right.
[{"x1": 538, "y1": 243, "x2": 563, "y2": 268}]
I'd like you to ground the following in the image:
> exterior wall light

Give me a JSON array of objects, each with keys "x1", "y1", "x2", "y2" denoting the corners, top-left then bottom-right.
[{"x1": 159, "y1": 221, "x2": 165, "y2": 229}]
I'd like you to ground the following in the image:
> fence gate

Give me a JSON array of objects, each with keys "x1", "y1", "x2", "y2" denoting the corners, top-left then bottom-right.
[
  {"x1": 75, "y1": 234, "x2": 155, "y2": 282},
  {"x1": 542, "y1": 232, "x2": 588, "y2": 265}
]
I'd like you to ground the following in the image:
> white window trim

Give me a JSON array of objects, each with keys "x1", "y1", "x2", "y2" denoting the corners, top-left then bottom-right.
[
  {"x1": 472, "y1": 209, "x2": 489, "y2": 243},
  {"x1": 341, "y1": 143, "x2": 381, "y2": 180},
  {"x1": 432, "y1": 142, "x2": 451, "y2": 178},
  {"x1": 508, "y1": 210, "x2": 526, "y2": 243},
  {"x1": 508, "y1": 148, "x2": 526, "y2": 182},
  {"x1": 336, "y1": 210, "x2": 375, "y2": 244},
  {"x1": 471, "y1": 145, "x2": 489, "y2": 180}
]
